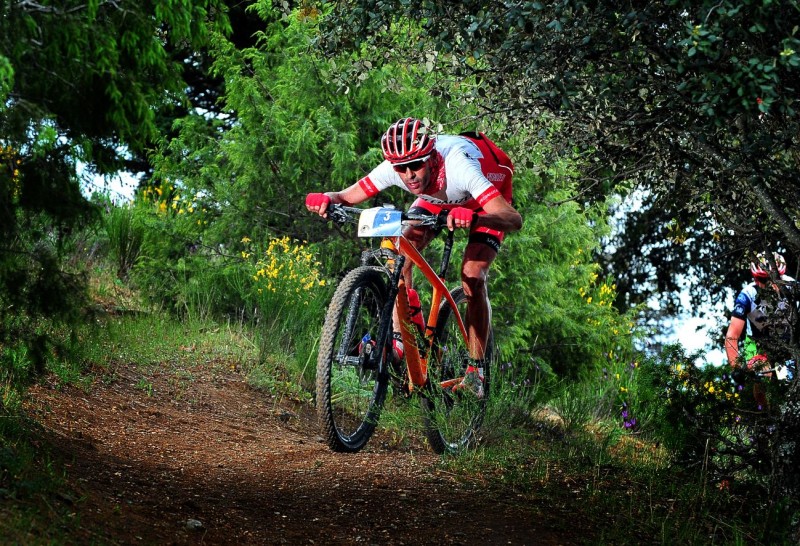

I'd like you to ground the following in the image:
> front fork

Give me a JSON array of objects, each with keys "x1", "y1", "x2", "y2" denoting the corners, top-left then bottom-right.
[
  {"x1": 340, "y1": 246, "x2": 405, "y2": 374},
  {"x1": 360, "y1": 236, "x2": 449, "y2": 391},
  {"x1": 372, "y1": 253, "x2": 406, "y2": 380}
]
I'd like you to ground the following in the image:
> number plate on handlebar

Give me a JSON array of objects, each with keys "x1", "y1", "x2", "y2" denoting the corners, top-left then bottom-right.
[{"x1": 358, "y1": 207, "x2": 404, "y2": 237}]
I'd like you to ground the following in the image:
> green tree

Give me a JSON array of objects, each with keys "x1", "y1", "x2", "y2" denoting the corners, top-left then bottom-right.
[
  {"x1": 152, "y1": 3, "x2": 442, "y2": 269},
  {"x1": 488, "y1": 128, "x2": 636, "y2": 379},
  {"x1": 150, "y1": 3, "x2": 636, "y2": 379},
  {"x1": 318, "y1": 0, "x2": 800, "y2": 317},
  {"x1": 0, "y1": 0, "x2": 229, "y2": 403}
]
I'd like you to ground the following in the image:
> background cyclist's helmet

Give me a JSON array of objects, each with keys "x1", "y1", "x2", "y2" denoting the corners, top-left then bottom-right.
[
  {"x1": 750, "y1": 252, "x2": 787, "y2": 279},
  {"x1": 381, "y1": 117, "x2": 435, "y2": 164}
]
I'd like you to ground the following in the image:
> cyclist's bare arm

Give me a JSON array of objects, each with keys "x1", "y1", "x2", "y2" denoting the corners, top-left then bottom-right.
[
  {"x1": 453, "y1": 195, "x2": 522, "y2": 233},
  {"x1": 725, "y1": 317, "x2": 745, "y2": 366},
  {"x1": 307, "y1": 183, "x2": 370, "y2": 217},
  {"x1": 327, "y1": 183, "x2": 369, "y2": 207}
]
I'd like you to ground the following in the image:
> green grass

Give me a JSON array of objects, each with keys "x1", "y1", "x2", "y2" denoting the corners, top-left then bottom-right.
[
  {"x1": 74, "y1": 312, "x2": 258, "y2": 374},
  {"x1": 428, "y1": 418, "x2": 759, "y2": 544},
  {"x1": 0, "y1": 413, "x2": 76, "y2": 545},
  {"x1": 252, "y1": 295, "x2": 328, "y2": 391},
  {"x1": 373, "y1": 390, "x2": 428, "y2": 450}
]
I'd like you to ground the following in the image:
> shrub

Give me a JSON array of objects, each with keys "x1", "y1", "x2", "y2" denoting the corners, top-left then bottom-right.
[
  {"x1": 640, "y1": 347, "x2": 773, "y2": 480},
  {"x1": 242, "y1": 236, "x2": 331, "y2": 387},
  {"x1": 104, "y1": 203, "x2": 145, "y2": 280}
]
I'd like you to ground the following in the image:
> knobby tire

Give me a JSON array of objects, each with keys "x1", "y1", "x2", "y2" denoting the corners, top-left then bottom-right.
[
  {"x1": 421, "y1": 287, "x2": 492, "y2": 454},
  {"x1": 316, "y1": 266, "x2": 392, "y2": 452}
]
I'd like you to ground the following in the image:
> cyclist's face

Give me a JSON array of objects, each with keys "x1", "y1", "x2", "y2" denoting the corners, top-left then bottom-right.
[{"x1": 393, "y1": 159, "x2": 431, "y2": 195}]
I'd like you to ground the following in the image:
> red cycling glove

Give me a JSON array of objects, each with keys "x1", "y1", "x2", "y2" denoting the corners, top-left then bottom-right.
[
  {"x1": 305, "y1": 193, "x2": 331, "y2": 212},
  {"x1": 448, "y1": 207, "x2": 477, "y2": 230}
]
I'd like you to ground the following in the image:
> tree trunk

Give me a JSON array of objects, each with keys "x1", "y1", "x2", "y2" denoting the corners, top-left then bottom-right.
[{"x1": 750, "y1": 180, "x2": 800, "y2": 251}]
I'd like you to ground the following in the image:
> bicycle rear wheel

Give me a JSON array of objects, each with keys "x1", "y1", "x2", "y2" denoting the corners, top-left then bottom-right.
[
  {"x1": 421, "y1": 287, "x2": 492, "y2": 454},
  {"x1": 316, "y1": 266, "x2": 392, "y2": 452}
]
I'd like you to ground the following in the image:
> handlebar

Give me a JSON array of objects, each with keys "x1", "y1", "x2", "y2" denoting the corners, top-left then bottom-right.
[
  {"x1": 755, "y1": 360, "x2": 796, "y2": 380},
  {"x1": 326, "y1": 204, "x2": 363, "y2": 225},
  {"x1": 326, "y1": 203, "x2": 449, "y2": 230}
]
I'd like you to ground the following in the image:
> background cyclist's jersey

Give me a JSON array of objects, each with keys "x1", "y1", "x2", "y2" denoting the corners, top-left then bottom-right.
[
  {"x1": 731, "y1": 275, "x2": 795, "y2": 338},
  {"x1": 356, "y1": 134, "x2": 513, "y2": 210}
]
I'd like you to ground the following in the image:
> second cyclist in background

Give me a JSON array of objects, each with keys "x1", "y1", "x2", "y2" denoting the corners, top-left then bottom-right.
[{"x1": 724, "y1": 252, "x2": 796, "y2": 406}]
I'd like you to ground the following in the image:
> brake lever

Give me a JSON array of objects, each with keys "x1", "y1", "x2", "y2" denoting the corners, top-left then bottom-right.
[{"x1": 327, "y1": 206, "x2": 350, "y2": 225}]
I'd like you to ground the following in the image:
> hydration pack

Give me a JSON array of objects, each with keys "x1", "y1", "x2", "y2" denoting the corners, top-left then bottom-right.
[{"x1": 747, "y1": 290, "x2": 793, "y2": 342}]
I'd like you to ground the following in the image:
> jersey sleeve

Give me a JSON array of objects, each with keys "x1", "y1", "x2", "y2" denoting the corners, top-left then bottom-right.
[
  {"x1": 357, "y1": 161, "x2": 400, "y2": 198},
  {"x1": 731, "y1": 290, "x2": 752, "y2": 320}
]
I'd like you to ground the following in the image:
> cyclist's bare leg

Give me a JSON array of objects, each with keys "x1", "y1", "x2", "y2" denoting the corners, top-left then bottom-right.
[{"x1": 461, "y1": 242, "x2": 497, "y2": 360}]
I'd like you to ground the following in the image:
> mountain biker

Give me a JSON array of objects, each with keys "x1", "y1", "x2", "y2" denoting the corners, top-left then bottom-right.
[
  {"x1": 305, "y1": 117, "x2": 523, "y2": 398},
  {"x1": 724, "y1": 252, "x2": 796, "y2": 406}
]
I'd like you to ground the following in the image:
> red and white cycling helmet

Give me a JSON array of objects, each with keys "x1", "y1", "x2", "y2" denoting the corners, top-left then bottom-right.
[
  {"x1": 380, "y1": 117, "x2": 435, "y2": 164},
  {"x1": 750, "y1": 251, "x2": 787, "y2": 279}
]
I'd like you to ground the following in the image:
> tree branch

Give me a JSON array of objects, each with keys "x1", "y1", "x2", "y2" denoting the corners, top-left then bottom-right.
[{"x1": 749, "y1": 179, "x2": 800, "y2": 251}]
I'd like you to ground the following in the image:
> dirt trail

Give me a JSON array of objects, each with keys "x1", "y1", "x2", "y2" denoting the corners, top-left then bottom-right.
[{"x1": 25, "y1": 363, "x2": 581, "y2": 545}]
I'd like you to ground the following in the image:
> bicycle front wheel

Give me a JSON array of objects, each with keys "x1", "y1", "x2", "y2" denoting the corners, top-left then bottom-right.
[
  {"x1": 421, "y1": 287, "x2": 492, "y2": 454},
  {"x1": 316, "y1": 266, "x2": 392, "y2": 452}
]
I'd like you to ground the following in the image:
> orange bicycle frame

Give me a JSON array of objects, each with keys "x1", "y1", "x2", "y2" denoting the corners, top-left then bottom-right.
[{"x1": 382, "y1": 235, "x2": 469, "y2": 392}]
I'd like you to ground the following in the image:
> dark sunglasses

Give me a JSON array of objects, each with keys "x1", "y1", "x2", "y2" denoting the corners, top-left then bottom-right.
[{"x1": 392, "y1": 157, "x2": 428, "y2": 173}]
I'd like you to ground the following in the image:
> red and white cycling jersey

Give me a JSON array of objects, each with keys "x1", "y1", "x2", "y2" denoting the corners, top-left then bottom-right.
[{"x1": 357, "y1": 134, "x2": 513, "y2": 211}]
